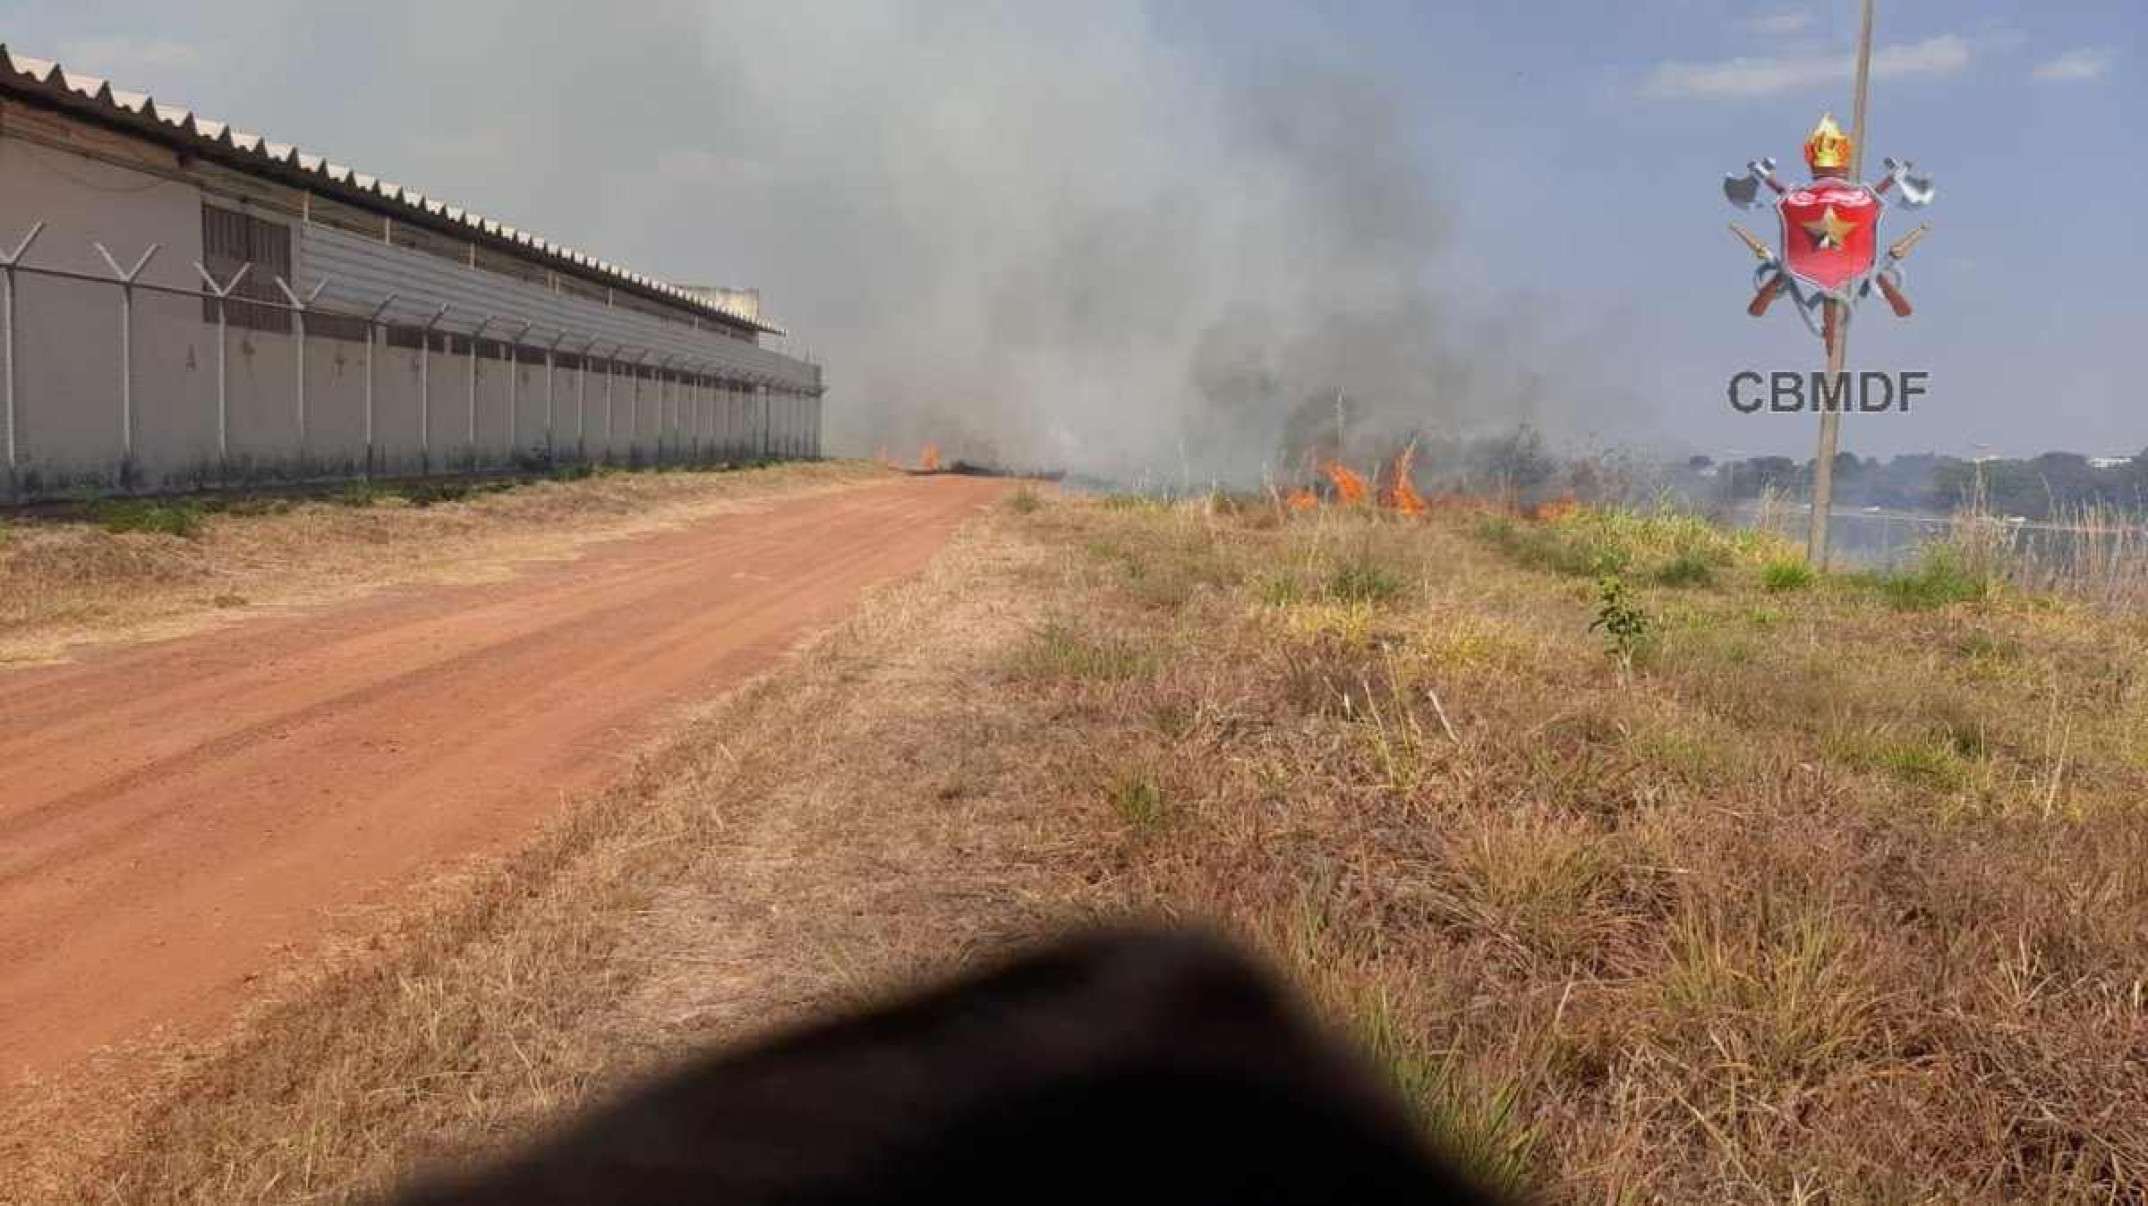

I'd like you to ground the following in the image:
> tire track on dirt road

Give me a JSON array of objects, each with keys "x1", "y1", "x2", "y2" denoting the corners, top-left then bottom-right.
[{"x1": 0, "y1": 473, "x2": 1009, "y2": 1084}]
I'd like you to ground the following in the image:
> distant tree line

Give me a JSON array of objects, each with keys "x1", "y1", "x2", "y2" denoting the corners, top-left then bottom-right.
[{"x1": 1680, "y1": 450, "x2": 2148, "y2": 519}]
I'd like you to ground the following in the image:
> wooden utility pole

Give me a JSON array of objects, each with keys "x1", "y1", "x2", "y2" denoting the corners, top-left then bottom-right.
[{"x1": 1808, "y1": 0, "x2": 1876, "y2": 567}]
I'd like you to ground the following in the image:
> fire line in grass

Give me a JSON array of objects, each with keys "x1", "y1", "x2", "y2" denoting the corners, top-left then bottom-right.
[{"x1": 1286, "y1": 446, "x2": 1572, "y2": 521}]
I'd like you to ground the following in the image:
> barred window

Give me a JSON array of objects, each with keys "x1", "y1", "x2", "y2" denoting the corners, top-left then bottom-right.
[{"x1": 201, "y1": 205, "x2": 293, "y2": 334}]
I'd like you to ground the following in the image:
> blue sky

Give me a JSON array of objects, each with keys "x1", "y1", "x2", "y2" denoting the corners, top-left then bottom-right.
[
  {"x1": 1, "y1": 1, "x2": 2139, "y2": 464},
  {"x1": 1175, "y1": 0, "x2": 2143, "y2": 460}
]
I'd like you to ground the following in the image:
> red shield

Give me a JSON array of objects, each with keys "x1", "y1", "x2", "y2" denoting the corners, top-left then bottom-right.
[{"x1": 1777, "y1": 180, "x2": 1881, "y2": 294}]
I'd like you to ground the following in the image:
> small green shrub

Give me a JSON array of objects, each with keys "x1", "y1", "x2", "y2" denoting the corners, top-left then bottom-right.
[
  {"x1": 1589, "y1": 574, "x2": 1651, "y2": 670},
  {"x1": 1005, "y1": 486, "x2": 1043, "y2": 514},
  {"x1": 92, "y1": 499, "x2": 204, "y2": 538},
  {"x1": 1761, "y1": 557, "x2": 1816, "y2": 592}
]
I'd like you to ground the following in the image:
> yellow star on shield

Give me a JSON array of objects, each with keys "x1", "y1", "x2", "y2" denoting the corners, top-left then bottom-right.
[{"x1": 1802, "y1": 205, "x2": 1856, "y2": 251}]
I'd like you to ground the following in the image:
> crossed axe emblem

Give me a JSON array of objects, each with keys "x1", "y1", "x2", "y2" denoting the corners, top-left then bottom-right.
[{"x1": 1722, "y1": 151, "x2": 1935, "y2": 335}]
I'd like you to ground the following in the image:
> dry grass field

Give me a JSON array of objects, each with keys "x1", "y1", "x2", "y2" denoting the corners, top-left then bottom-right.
[{"x1": 14, "y1": 485, "x2": 2147, "y2": 1203}]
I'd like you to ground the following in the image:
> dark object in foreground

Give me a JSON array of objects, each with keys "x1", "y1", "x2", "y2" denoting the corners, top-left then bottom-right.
[{"x1": 396, "y1": 929, "x2": 1502, "y2": 1204}]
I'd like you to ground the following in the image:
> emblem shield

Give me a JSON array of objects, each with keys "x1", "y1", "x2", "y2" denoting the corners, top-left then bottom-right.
[{"x1": 1776, "y1": 180, "x2": 1882, "y2": 295}]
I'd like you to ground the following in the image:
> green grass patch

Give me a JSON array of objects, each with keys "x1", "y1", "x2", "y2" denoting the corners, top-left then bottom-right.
[
  {"x1": 1760, "y1": 557, "x2": 1816, "y2": 593},
  {"x1": 1004, "y1": 486, "x2": 1043, "y2": 514},
  {"x1": 1651, "y1": 550, "x2": 1715, "y2": 587},
  {"x1": 1869, "y1": 544, "x2": 1991, "y2": 610},
  {"x1": 333, "y1": 482, "x2": 390, "y2": 508},
  {"x1": 1010, "y1": 619, "x2": 1150, "y2": 681},
  {"x1": 1327, "y1": 554, "x2": 1405, "y2": 605},
  {"x1": 1106, "y1": 772, "x2": 1168, "y2": 830},
  {"x1": 1358, "y1": 993, "x2": 1538, "y2": 1197},
  {"x1": 92, "y1": 499, "x2": 205, "y2": 538},
  {"x1": 208, "y1": 496, "x2": 294, "y2": 517},
  {"x1": 1478, "y1": 505, "x2": 1770, "y2": 586},
  {"x1": 1826, "y1": 728, "x2": 1973, "y2": 790}
]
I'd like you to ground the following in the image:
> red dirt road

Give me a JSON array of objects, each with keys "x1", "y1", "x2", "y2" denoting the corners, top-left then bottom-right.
[{"x1": 0, "y1": 474, "x2": 1006, "y2": 1082}]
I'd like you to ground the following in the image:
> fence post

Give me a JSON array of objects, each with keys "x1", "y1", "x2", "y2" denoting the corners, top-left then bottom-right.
[
  {"x1": 545, "y1": 331, "x2": 567, "y2": 460},
  {"x1": 603, "y1": 345, "x2": 616, "y2": 458},
  {"x1": 419, "y1": 303, "x2": 451, "y2": 472},
  {"x1": 361, "y1": 292, "x2": 398, "y2": 479},
  {"x1": 579, "y1": 339, "x2": 598, "y2": 461},
  {"x1": 503, "y1": 321, "x2": 532, "y2": 464},
  {"x1": 723, "y1": 382, "x2": 735, "y2": 461},
  {"x1": 3, "y1": 222, "x2": 47, "y2": 483},
  {"x1": 632, "y1": 350, "x2": 650, "y2": 463},
  {"x1": 191, "y1": 262, "x2": 251, "y2": 478},
  {"x1": 466, "y1": 315, "x2": 495, "y2": 467},
  {"x1": 656, "y1": 355, "x2": 675, "y2": 464},
  {"x1": 273, "y1": 275, "x2": 329, "y2": 473},
  {"x1": 693, "y1": 363, "x2": 707, "y2": 463},
  {"x1": 93, "y1": 241, "x2": 160, "y2": 487}
]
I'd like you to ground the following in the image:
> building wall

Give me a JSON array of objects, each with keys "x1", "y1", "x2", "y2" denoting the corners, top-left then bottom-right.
[{"x1": 0, "y1": 102, "x2": 821, "y2": 498}]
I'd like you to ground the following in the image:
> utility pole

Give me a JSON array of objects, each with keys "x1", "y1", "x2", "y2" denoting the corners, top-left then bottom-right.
[{"x1": 1808, "y1": 0, "x2": 1876, "y2": 567}]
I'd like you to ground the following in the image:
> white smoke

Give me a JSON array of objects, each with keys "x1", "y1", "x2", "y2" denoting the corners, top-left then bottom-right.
[{"x1": 610, "y1": 1, "x2": 1564, "y2": 482}]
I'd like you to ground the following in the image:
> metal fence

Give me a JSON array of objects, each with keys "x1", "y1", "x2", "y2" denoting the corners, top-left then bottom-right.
[{"x1": 0, "y1": 220, "x2": 824, "y2": 502}]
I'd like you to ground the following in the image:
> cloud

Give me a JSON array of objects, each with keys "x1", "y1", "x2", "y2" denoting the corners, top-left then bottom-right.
[
  {"x1": 1746, "y1": 10, "x2": 1813, "y2": 36},
  {"x1": 1641, "y1": 33, "x2": 1971, "y2": 100},
  {"x1": 2032, "y1": 48, "x2": 2113, "y2": 82}
]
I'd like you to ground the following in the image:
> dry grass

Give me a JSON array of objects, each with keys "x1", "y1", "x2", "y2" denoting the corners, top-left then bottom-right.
[
  {"x1": 0, "y1": 460, "x2": 890, "y2": 664},
  {"x1": 17, "y1": 490, "x2": 2148, "y2": 1203},
  {"x1": 1000, "y1": 498, "x2": 2148, "y2": 1202}
]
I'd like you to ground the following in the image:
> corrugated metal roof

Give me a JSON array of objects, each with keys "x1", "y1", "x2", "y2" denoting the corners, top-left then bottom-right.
[{"x1": 0, "y1": 44, "x2": 787, "y2": 338}]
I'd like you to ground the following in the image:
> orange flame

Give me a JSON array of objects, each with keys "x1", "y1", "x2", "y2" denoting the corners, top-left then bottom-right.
[
  {"x1": 1380, "y1": 447, "x2": 1427, "y2": 517},
  {"x1": 1322, "y1": 461, "x2": 1368, "y2": 506},
  {"x1": 1283, "y1": 487, "x2": 1319, "y2": 512},
  {"x1": 1527, "y1": 494, "x2": 1579, "y2": 522},
  {"x1": 919, "y1": 442, "x2": 941, "y2": 472}
]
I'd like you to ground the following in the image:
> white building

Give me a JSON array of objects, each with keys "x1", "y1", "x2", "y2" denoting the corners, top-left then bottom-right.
[{"x1": 0, "y1": 45, "x2": 823, "y2": 499}]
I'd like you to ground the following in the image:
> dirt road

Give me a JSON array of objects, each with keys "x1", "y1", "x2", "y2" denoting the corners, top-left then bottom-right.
[{"x1": 0, "y1": 473, "x2": 1007, "y2": 1082}]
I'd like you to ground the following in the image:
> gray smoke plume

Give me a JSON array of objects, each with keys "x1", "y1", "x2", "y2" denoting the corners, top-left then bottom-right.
[
  {"x1": 37, "y1": 1, "x2": 1624, "y2": 485},
  {"x1": 645, "y1": 1, "x2": 1573, "y2": 484}
]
